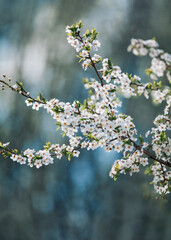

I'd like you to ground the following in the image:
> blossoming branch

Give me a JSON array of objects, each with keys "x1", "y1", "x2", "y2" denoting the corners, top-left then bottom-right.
[{"x1": 0, "y1": 21, "x2": 171, "y2": 195}]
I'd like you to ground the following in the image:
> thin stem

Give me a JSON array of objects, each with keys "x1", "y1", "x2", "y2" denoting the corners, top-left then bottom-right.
[
  {"x1": 130, "y1": 139, "x2": 171, "y2": 168},
  {"x1": 88, "y1": 53, "x2": 104, "y2": 86},
  {"x1": 76, "y1": 33, "x2": 104, "y2": 86},
  {"x1": 0, "y1": 79, "x2": 45, "y2": 104}
]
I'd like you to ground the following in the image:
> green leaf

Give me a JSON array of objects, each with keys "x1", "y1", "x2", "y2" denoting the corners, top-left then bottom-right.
[
  {"x1": 85, "y1": 29, "x2": 91, "y2": 38},
  {"x1": 146, "y1": 82, "x2": 153, "y2": 89},
  {"x1": 114, "y1": 176, "x2": 118, "y2": 181},
  {"x1": 38, "y1": 92, "x2": 46, "y2": 102},
  {"x1": 82, "y1": 78, "x2": 89, "y2": 84},
  {"x1": 138, "y1": 135, "x2": 144, "y2": 144},
  {"x1": 144, "y1": 167, "x2": 152, "y2": 175},
  {"x1": 84, "y1": 99, "x2": 88, "y2": 108},
  {"x1": 78, "y1": 21, "x2": 83, "y2": 29},
  {"x1": 43, "y1": 142, "x2": 51, "y2": 150},
  {"x1": 68, "y1": 154, "x2": 71, "y2": 161},
  {"x1": 108, "y1": 59, "x2": 112, "y2": 67},
  {"x1": 145, "y1": 68, "x2": 152, "y2": 75},
  {"x1": 61, "y1": 132, "x2": 66, "y2": 137}
]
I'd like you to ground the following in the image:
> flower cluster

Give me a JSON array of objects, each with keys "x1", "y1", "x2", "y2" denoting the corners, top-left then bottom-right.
[
  {"x1": 128, "y1": 38, "x2": 171, "y2": 82},
  {"x1": 0, "y1": 21, "x2": 170, "y2": 196},
  {"x1": 10, "y1": 143, "x2": 80, "y2": 168},
  {"x1": 151, "y1": 163, "x2": 171, "y2": 195}
]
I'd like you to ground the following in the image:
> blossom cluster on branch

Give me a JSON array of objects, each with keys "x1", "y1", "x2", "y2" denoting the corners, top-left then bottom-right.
[{"x1": 0, "y1": 21, "x2": 170, "y2": 195}]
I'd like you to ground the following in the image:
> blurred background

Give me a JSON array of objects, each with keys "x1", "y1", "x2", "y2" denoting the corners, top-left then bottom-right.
[{"x1": 0, "y1": 0, "x2": 171, "y2": 239}]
